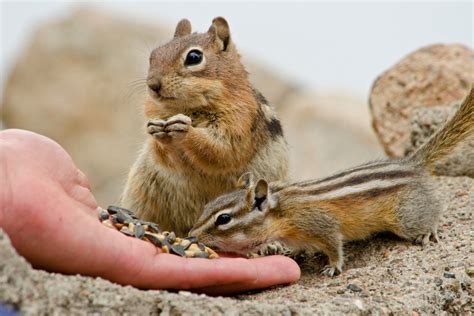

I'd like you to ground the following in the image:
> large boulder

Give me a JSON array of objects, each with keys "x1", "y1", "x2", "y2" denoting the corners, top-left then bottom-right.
[
  {"x1": 2, "y1": 8, "x2": 381, "y2": 206},
  {"x1": 369, "y1": 44, "x2": 474, "y2": 157},
  {"x1": 406, "y1": 105, "x2": 474, "y2": 177}
]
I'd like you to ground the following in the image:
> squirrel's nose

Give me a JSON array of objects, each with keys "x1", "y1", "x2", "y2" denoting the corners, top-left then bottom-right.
[{"x1": 147, "y1": 81, "x2": 161, "y2": 93}]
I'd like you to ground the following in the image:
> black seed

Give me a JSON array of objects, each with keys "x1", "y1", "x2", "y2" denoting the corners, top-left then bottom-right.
[
  {"x1": 107, "y1": 205, "x2": 137, "y2": 217},
  {"x1": 347, "y1": 284, "x2": 362, "y2": 292},
  {"x1": 166, "y1": 232, "x2": 176, "y2": 244},
  {"x1": 134, "y1": 224, "x2": 145, "y2": 239},
  {"x1": 443, "y1": 272, "x2": 456, "y2": 279},
  {"x1": 170, "y1": 244, "x2": 186, "y2": 257},
  {"x1": 99, "y1": 210, "x2": 109, "y2": 221},
  {"x1": 145, "y1": 233, "x2": 163, "y2": 247},
  {"x1": 141, "y1": 221, "x2": 161, "y2": 233},
  {"x1": 120, "y1": 227, "x2": 134, "y2": 237},
  {"x1": 115, "y1": 212, "x2": 133, "y2": 224},
  {"x1": 110, "y1": 215, "x2": 119, "y2": 225}
]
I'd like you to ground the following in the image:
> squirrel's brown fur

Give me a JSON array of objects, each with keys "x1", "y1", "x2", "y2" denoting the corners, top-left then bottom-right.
[{"x1": 121, "y1": 17, "x2": 288, "y2": 236}]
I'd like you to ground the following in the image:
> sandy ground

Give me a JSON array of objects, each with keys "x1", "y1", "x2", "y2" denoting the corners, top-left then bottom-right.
[{"x1": 1, "y1": 176, "x2": 473, "y2": 315}]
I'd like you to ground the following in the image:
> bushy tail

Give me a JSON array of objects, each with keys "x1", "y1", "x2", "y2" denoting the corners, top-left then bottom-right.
[{"x1": 409, "y1": 87, "x2": 474, "y2": 170}]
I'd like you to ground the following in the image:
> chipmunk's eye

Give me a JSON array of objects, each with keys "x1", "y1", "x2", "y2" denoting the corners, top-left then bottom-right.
[
  {"x1": 185, "y1": 49, "x2": 203, "y2": 66},
  {"x1": 215, "y1": 213, "x2": 232, "y2": 226}
]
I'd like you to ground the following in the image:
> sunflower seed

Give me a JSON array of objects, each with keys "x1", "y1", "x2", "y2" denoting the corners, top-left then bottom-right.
[
  {"x1": 99, "y1": 210, "x2": 110, "y2": 221},
  {"x1": 100, "y1": 205, "x2": 218, "y2": 259},
  {"x1": 166, "y1": 232, "x2": 176, "y2": 244},
  {"x1": 170, "y1": 244, "x2": 187, "y2": 257},
  {"x1": 107, "y1": 205, "x2": 136, "y2": 217},
  {"x1": 120, "y1": 227, "x2": 134, "y2": 237},
  {"x1": 144, "y1": 233, "x2": 163, "y2": 247},
  {"x1": 115, "y1": 212, "x2": 133, "y2": 224},
  {"x1": 101, "y1": 219, "x2": 114, "y2": 229},
  {"x1": 190, "y1": 250, "x2": 209, "y2": 259},
  {"x1": 134, "y1": 224, "x2": 145, "y2": 239}
]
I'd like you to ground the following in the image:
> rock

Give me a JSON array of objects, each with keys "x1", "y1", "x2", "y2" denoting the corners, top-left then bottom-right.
[
  {"x1": 443, "y1": 272, "x2": 456, "y2": 279},
  {"x1": 406, "y1": 105, "x2": 474, "y2": 177},
  {"x1": 347, "y1": 284, "x2": 363, "y2": 293},
  {"x1": 369, "y1": 44, "x2": 474, "y2": 157},
  {"x1": 1, "y1": 176, "x2": 472, "y2": 314},
  {"x1": 278, "y1": 90, "x2": 382, "y2": 181},
  {"x1": 2, "y1": 8, "x2": 382, "y2": 206},
  {"x1": 465, "y1": 267, "x2": 474, "y2": 277}
]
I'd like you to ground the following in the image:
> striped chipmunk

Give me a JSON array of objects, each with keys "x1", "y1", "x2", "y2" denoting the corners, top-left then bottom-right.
[
  {"x1": 121, "y1": 17, "x2": 288, "y2": 237},
  {"x1": 189, "y1": 87, "x2": 474, "y2": 276}
]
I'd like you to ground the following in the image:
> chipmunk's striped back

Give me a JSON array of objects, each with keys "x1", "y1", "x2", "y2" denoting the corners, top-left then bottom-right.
[{"x1": 278, "y1": 160, "x2": 416, "y2": 202}]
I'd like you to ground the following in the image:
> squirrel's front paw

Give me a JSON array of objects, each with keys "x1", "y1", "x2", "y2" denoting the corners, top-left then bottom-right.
[
  {"x1": 147, "y1": 114, "x2": 192, "y2": 144},
  {"x1": 147, "y1": 119, "x2": 167, "y2": 140},
  {"x1": 164, "y1": 114, "x2": 192, "y2": 140}
]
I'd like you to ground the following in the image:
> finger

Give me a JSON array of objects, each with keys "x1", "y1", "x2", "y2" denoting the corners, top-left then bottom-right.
[
  {"x1": 113, "y1": 250, "x2": 300, "y2": 291},
  {"x1": 192, "y1": 256, "x2": 301, "y2": 295},
  {"x1": 75, "y1": 169, "x2": 92, "y2": 191}
]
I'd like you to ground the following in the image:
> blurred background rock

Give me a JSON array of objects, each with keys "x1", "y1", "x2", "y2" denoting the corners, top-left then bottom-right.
[{"x1": 1, "y1": 3, "x2": 472, "y2": 206}]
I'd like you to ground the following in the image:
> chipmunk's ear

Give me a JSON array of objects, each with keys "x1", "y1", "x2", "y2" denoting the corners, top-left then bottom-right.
[
  {"x1": 208, "y1": 17, "x2": 231, "y2": 51},
  {"x1": 236, "y1": 172, "x2": 254, "y2": 189},
  {"x1": 174, "y1": 19, "x2": 192, "y2": 38},
  {"x1": 253, "y1": 179, "x2": 278, "y2": 211}
]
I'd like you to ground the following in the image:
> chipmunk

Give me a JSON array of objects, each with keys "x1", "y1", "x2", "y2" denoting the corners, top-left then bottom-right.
[
  {"x1": 189, "y1": 88, "x2": 474, "y2": 276},
  {"x1": 120, "y1": 17, "x2": 288, "y2": 236}
]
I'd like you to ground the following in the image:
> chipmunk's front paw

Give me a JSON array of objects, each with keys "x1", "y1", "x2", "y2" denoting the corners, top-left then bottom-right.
[
  {"x1": 147, "y1": 119, "x2": 167, "y2": 140},
  {"x1": 164, "y1": 114, "x2": 192, "y2": 140},
  {"x1": 257, "y1": 241, "x2": 291, "y2": 256},
  {"x1": 147, "y1": 114, "x2": 192, "y2": 144},
  {"x1": 321, "y1": 265, "x2": 342, "y2": 277}
]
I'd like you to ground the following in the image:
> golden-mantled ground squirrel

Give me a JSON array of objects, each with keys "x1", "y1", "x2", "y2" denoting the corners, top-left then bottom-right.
[
  {"x1": 190, "y1": 88, "x2": 474, "y2": 276},
  {"x1": 121, "y1": 17, "x2": 288, "y2": 236}
]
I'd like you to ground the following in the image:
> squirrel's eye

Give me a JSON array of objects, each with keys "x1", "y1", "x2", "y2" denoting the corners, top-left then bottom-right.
[
  {"x1": 185, "y1": 49, "x2": 203, "y2": 66},
  {"x1": 215, "y1": 213, "x2": 232, "y2": 226}
]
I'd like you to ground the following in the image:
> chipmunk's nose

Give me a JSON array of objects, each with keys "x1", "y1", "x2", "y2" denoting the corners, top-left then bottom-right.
[{"x1": 147, "y1": 80, "x2": 161, "y2": 93}]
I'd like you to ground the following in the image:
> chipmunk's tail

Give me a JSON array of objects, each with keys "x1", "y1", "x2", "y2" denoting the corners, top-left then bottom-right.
[{"x1": 409, "y1": 87, "x2": 474, "y2": 171}]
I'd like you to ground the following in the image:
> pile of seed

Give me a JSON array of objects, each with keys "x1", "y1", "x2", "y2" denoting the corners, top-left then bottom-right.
[{"x1": 99, "y1": 205, "x2": 218, "y2": 259}]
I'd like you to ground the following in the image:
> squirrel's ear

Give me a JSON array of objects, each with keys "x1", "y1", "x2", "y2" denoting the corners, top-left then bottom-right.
[
  {"x1": 208, "y1": 17, "x2": 231, "y2": 51},
  {"x1": 236, "y1": 172, "x2": 254, "y2": 189},
  {"x1": 174, "y1": 19, "x2": 192, "y2": 38}
]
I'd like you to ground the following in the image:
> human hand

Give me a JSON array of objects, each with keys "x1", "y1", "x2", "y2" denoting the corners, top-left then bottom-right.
[{"x1": 0, "y1": 129, "x2": 300, "y2": 295}]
